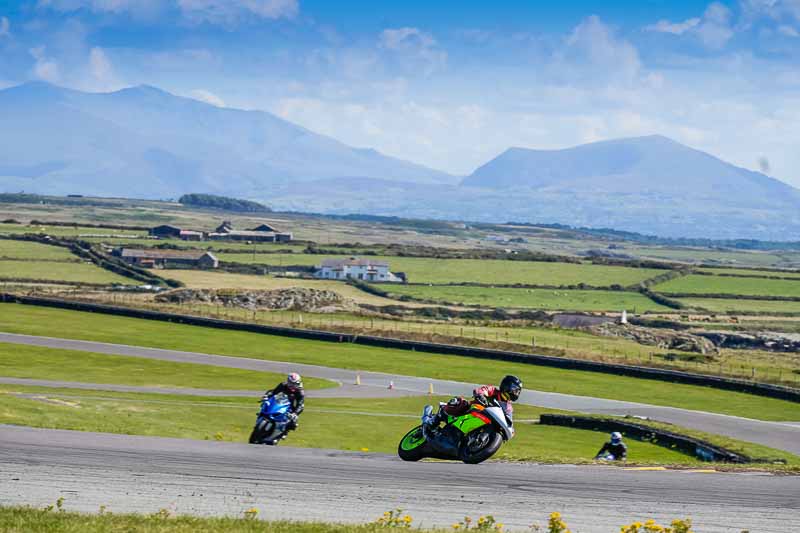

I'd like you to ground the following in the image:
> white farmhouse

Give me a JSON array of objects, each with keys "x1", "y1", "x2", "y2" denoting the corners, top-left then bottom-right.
[{"x1": 314, "y1": 257, "x2": 404, "y2": 283}]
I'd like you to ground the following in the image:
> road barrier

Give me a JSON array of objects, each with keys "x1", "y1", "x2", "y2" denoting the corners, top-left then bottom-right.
[
  {"x1": 2, "y1": 292, "x2": 799, "y2": 403},
  {"x1": 538, "y1": 414, "x2": 753, "y2": 463}
]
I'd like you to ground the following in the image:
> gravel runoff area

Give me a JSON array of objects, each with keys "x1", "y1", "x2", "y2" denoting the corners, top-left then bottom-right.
[
  {"x1": 1, "y1": 426, "x2": 798, "y2": 533},
  {"x1": 1, "y1": 331, "x2": 799, "y2": 455}
]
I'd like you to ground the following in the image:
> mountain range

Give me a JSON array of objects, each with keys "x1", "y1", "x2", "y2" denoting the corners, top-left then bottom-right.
[{"x1": 1, "y1": 82, "x2": 799, "y2": 240}]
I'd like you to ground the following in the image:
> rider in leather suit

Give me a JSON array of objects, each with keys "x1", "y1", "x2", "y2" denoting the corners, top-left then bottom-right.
[
  {"x1": 262, "y1": 372, "x2": 305, "y2": 439},
  {"x1": 423, "y1": 375, "x2": 522, "y2": 432}
]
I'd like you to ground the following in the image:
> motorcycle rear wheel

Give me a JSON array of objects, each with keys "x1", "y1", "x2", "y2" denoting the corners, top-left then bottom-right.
[
  {"x1": 398, "y1": 425, "x2": 428, "y2": 461},
  {"x1": 459, "y1": 426, "x2": 502, "y2": 464}
]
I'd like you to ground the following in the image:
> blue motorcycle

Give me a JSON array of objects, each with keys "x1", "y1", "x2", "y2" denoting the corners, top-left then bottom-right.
[{"x1": 248, "y1": 393, "x2": 294, "y2": 445}]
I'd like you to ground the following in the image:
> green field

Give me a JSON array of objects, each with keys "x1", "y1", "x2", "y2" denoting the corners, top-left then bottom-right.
[
  {"x1": 0, "y1": 240, "x2": 78, "y2": 261},
  {"x1": 0, "y1": 343, "x2": 332, "y2": 391},
  {"x1": 654, "y1": 274, "x2": 800, "y2": 298},
  {"x1": 2, "y1": 304, "x2": 799, "y2": 421},
  {"x1": 697, "y1": 267, "x2": 800, "y2": 279},
  {"x1": 677, "y1": 297, "x2": 800, "y2": 314},
  {"x1": 385, "y1": 285, "x2": 669, "y2": 312},
  {"x1": 625, "y1": 246, "x2": 790, "y2": 267},
  {"x1": 0, "y1": 223, "x2": 144, "y2": 238},
  {"x1": 217, "y1": 253, "x2": 663, "y2": 286},
  {"x1": 0, "y1": 260, "x2": 131, "y2": 284}
]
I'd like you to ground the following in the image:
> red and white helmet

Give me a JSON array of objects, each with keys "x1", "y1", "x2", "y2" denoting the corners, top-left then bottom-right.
[{"x1": 286, "y1": 372, "x2": 303, "y2": 391}]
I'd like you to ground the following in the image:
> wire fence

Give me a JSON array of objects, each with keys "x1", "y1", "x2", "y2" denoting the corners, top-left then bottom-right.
[{"x1": 8, "y1": 284, "x2": 798, "y2": 389}]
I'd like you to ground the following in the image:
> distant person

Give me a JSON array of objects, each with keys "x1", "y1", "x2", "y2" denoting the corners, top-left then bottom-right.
[
  {"x1": 595, "y1": 432, "x2": 627, "y2": 461},
  {"x1": 262, "y1": 372, "x2": 305, "y2": 438}
]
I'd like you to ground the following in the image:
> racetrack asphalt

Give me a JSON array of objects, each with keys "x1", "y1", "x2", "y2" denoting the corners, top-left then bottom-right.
[
  {"x1": 1, "y1": 332, "x2": 800, "y2": 454},
  {"x1": 1, "y1": 425, "x2": 798, "y2": 533}
]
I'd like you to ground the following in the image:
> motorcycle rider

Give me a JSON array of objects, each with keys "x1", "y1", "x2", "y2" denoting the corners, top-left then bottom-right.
[
  {"x1": 424, "y1": 375, "x2": 523, "y2": 430},
  {"x1": 595, "y1": 432, "x2": 628, "y2": 461},
  {"x1": 262, "y1": 372, "x2": 305, "y2": 440}
]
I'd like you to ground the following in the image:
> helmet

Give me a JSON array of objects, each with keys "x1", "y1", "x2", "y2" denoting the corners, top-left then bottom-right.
[
  {"x1": 499, "y1": 375, "x2": 523, "y2": 402},
  {"x1": 286, "y1": 372, "x2": 303, "y2": 392},
  {"x1": 610, "y1": 432, "x2": 623, "y2": 444}
]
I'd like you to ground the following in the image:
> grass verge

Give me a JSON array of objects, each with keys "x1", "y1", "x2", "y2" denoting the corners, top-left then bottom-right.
[
  {"x1": 0, "y1": 506, "x2": 439, "y2": 533},
  {"x1": 1, "y1": 304, "x2": 799, "y2": 421},
  {"x1": 0, "y1": 342, "x2": 333, "y2": 391}
]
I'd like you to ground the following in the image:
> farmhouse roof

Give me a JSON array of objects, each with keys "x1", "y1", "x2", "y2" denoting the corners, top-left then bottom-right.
[
  {"x1": 209, "y1": 230, "x2": 277, "y2": 238},
  {"x1": 319, "y1": 257, "x2": 389, "y2": 269},
  {"x1": 250, "y1": 223, "x2": 279, "y2": 232}
]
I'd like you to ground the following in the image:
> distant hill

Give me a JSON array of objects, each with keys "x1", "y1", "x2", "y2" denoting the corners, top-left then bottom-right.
[
  {"x1": 462, "y1": 135, "x2": 800, "y2": 209},
  {"x1": 1, "y1": 83, "x2": 799, "y2": 239},
  {"x1": 0, "y1": 82, "x2": 455, "y2": 199}
]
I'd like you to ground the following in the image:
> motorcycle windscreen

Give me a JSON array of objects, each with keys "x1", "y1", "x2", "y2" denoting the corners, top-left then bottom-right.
[{"x1": 263, "y1": 398, "x2": 291, "y2": 417}]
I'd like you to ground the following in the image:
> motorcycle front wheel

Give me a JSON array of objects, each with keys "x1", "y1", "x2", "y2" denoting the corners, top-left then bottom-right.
[
  {"x1": 459, "y1": 426, "x2": 502, "y2": 464},
  {"x1": 398, "y1": 425, "x2": 428, "y2": 461},
  {"x1": 248, "y1": 419, "x2": 274, "y2": 444}
]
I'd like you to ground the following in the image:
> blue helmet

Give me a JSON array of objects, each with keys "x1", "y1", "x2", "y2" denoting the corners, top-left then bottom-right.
[{"x1": 611, "y1": 432, "x2": 623, "y2": 444}]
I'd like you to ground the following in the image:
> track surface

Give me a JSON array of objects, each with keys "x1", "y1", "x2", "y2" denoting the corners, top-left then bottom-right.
[
  {"x1": 2, "y1": 331, "x2": 799, "y2": 454},
  {"x1": 0, "y1": 377, "x2": 417, "y2": 398},
  {"x1": 1, "y1": 426, "x2": 798, "y2": 532}
]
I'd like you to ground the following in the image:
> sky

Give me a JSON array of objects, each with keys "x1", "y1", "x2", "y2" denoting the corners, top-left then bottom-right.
[{"x1": 1, "y1": 0, "x2": 799, "y2": 186}]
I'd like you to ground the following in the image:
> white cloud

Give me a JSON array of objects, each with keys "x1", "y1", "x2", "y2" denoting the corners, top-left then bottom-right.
[
  {"x1": 643, "y1": 2, "x2": 733, "y2": 49},
  {"x1": 741, "y1": 0, "x2": 800, "y2": 24},
  {"x1": 558, "y1": 16, "x2": 641, "y2": 84},
  {"x1": 380, "y1": 27, "x2": 435, "y2": 50},
  {"x1": 29, "y1": 45, "x2": 61, "y2": 83},
  {"x1": 177, "y1": 0, "x2": 299, "y2": 25},
  {"x1": 88, "y1": 46, "x2": 120, "y2": 90},
  {"x1": 696, "y1": 2, "x2": 735, "y2": 49},
  {"x1": 0, "y1": 16, "x2": 10, "y2": 38},
  {"x1": 188, "y1": 88, "x2": 225, "y2": 106},
  {"x1": 379, "y1": 27, "x2": 447, "y2": 76},
  {"x1": 37, "y1": 0, "x2": 163, "y2": 16},
  {"x1": 778, "y1": 23, "x2": 800, "y2": 35},
  {"x1": 37, "y1": 0, "x2": 298, "y2": 25},
  {"x1": 645, "y1": 17, "x2": 701, "y2": 34}
]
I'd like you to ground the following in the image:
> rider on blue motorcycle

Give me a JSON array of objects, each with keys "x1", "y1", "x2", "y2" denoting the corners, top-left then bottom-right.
[{"x1": 263, "y1": 372, "x2": 305, "y2": 434}]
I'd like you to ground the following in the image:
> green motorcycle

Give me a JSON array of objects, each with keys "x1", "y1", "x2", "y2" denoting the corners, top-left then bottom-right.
[{"x1": 398, "y1": 400, "x2": 515, "y2": 464}]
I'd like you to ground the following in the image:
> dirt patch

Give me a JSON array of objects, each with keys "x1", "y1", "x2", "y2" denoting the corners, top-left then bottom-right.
[
  {"x1": 589, "y1": 323, "x2": 718, "y2": 355},
  {"x1": 155, "y1": 287, "x2": 355, "y2": 312}
]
